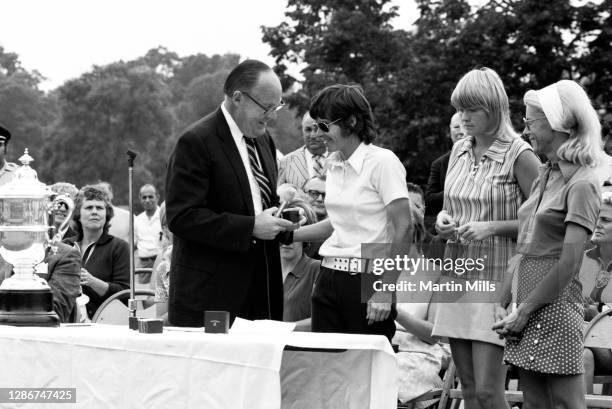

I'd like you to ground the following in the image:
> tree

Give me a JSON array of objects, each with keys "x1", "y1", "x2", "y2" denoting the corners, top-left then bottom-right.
[
  {"x1": 40, "y1": 62, "x2": 173, "y2": 204},
  {"x1": 0, "y1": 46, "x2": 57, "y2": 164},
  {"x1": 262, "y1": 0, "x2": 612, "y2": 187}
]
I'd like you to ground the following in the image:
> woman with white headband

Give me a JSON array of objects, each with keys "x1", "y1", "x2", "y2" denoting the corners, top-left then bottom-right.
[{"x1": 493, "y1": 80, "x2": 603, "y2": 408}]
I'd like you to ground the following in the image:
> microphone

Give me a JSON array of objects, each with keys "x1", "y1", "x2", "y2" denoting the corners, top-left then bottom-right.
[{"x1": 127, "y1": 149, "x2": 138, "y2": 167}]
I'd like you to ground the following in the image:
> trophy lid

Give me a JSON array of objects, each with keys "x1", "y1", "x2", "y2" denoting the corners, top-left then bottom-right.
[{"x1": 0, "y1": 149, "x2": 50, "y2": 199}]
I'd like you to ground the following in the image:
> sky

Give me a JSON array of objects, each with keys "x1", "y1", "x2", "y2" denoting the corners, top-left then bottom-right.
[{"x1": 0, "y1": 0, "x2": 419, "y2": 91}]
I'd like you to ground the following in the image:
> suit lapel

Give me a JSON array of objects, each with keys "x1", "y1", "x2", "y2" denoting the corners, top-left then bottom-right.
[{"x1": 215, "y1": 110, "x2": 255, "y2": 216}]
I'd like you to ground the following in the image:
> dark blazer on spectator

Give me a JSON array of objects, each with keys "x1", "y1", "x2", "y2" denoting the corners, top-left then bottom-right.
[
  {"x1": 425, "y1": 151, "x2": 451, "y2": 216},
  {"x1": 64, "y1": 233, "x2": 130, "y2": 319},
  {"x1": 165, "y1": 108, "x2": 283, "y2": 327}
]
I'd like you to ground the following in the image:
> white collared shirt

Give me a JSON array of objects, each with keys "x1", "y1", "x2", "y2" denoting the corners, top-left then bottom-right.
[
  {"x1": 134, "y1": 207, "x2": 162, "y2": 258},
  {"x1": 319, "y1": 143, "x2": 409, "y2": 258},
  {"x1": 221, "y1": 103, "x2": 263, "y2": 215}
]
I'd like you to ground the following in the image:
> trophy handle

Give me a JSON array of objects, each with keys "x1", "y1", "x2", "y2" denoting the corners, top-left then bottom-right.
[{"x1": 49, "y1": 195, "x2": 75, "y2": 248}]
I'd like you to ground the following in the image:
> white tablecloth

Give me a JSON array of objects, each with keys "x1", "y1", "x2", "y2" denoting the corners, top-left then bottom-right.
[{"x1": 0, "y1": 324, "x2": 398, "y2": 409}]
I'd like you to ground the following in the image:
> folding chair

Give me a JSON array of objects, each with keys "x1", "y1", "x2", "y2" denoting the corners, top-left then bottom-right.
[
  {"x1": 91, "y1": 289, "x2": 156, "y2": 324},
  {"x1": 397, "y1": 359, "x2": 456, "y2": 409}
]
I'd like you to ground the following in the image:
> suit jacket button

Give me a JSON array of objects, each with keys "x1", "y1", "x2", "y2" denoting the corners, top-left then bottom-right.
[{"x1": 252, "y1": 239, "x2": 257, "y2": 244}]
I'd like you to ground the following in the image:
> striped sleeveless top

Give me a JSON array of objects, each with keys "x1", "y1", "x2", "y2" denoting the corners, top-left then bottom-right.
[{"x1": 443, "y1": 135, "x2": 533, "y2": 281}]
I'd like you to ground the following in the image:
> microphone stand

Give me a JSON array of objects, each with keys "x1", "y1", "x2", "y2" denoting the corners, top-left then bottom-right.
[{"x1": 126, "y1": 149, "x2": 139, "y2": 330}]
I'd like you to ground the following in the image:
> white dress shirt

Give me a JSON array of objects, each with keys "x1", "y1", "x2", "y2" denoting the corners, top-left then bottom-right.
[
  {"x1": 221, "y1": 103, "x2": 264, "y2": 215},
  {"x1": 134, "y1": 207, "x2": 162, "y2": 258}
]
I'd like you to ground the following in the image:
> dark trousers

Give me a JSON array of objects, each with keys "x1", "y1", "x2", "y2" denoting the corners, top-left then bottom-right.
[
  {"x1": 236, "y1": 243, "x2": 282, "y2": 322},
  {"x1": 311, "y1": 266, "x2": 396, "y2": 343}
]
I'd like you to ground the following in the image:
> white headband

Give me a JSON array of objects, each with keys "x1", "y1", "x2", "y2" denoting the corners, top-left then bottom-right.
[{"x1": 535, "y1": 83, "x2": 571, "y2": 134}]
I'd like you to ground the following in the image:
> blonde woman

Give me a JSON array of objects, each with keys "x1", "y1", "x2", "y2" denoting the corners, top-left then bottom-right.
[
  {"x1": 493, "y1": 80, "x2": 603, "y2": 408},
  {"x1": 433, "y1": 68, "x2": 540, "y2": 409}
]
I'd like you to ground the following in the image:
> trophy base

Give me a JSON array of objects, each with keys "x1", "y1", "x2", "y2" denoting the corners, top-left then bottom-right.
[{"x1": 0, "y1": 288, "x2": 60, "y2": 327}]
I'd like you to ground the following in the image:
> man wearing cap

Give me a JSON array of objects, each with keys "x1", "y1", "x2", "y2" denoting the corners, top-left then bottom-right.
[{"x1": 0, "y1": 123, "x2": 18, "y2": 186}]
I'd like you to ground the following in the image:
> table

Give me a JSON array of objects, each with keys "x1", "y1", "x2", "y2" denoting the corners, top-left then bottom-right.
[{"x1": 0, "y1": 324, "x2": 398, "y2": 409}]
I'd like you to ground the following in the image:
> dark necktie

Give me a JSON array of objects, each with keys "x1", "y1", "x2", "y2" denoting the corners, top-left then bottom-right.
[
  {"x1": 313, "y1": 154, "x2": 324, "y2": 177},
  {"x1": 244, "y1": 137, "x2": 272, "y2": 209}
]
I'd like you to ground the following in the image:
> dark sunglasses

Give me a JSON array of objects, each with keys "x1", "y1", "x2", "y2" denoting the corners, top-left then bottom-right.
[{"x1": 315, "y1": 118, "x2": 342, "y2": 133}]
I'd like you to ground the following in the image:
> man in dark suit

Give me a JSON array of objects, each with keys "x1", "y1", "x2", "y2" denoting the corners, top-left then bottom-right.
[
  {"x1": 424, "y1": 112, "x2": 465, "y2": 216},
  {"x1": 166, "y1": 60, "x2": 296, "y2": 327},
  {"x1": 278, "y1": 112, "x2": 327, "y2": 188}
]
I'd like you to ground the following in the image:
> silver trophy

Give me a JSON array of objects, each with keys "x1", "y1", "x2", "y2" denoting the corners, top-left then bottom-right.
[{"x1": 0, "y1": 149, "x2": 74, "y2": 326}]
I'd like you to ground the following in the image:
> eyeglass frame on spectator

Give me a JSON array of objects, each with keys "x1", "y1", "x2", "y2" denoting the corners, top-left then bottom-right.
[
  {"x1": 306, "y1": 189, "x2": 325, "y2": 200},
  {"x1": 522, "y1": 116, "x2": 547, "y2": 131},
  {"x1": 241, "y1": 91, "x2": 285, "y2": 116}
]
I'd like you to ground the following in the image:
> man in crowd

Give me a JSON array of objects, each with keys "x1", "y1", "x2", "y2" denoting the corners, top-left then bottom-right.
[
  {"x1": 424, "y1": 112, "x2": 465, "y2": 218},
  {"x1": 134, "y1": 184, "x2": 162, "y2": 271},
  {"x1": 0, "y1": 122, "x2": 18, "y2": 186},
  {"x1": 303, "y1": 175, "x2": 327, "y2": 221},
  {"x1": 278, "y1": 112, "x2": 327, "y2": 188},
  {"x1": 165, "y1": 59, "x2": 296, "y2": 327}
]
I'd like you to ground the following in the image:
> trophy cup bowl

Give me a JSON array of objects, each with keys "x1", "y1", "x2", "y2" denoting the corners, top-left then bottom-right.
[{"x1": 0, "y1": 149, "x2": 75, "y2": 326}]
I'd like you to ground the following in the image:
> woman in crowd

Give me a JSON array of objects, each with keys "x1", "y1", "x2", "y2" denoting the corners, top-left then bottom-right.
[
  {"x1": 434, "y1": 67, "x2": 540, "y2": 409},
  {"x1": 395, "y1": 200, "x2": 451, "y2": 406},
  {"x1": 64, "y1": 185, "x2": 130, "y2": 319},
  {"x1": 579, "y1": 184, "x2": 612, "y2": 394},
  {"x1": 50, "y1": 182, "x2": 79, "y2": 241},
  {"x1": 280, "y1": 195, "x2": 320, "y2": 330},
  {"x1": 151, "y1": 202, "x2": 172, "y2": 323},
  {"x1": 291, "y1": 84, "x2": 412, "y2": 342},
  {"x1": 494, "y1": 80, "x2": 603, "y2": 408}
]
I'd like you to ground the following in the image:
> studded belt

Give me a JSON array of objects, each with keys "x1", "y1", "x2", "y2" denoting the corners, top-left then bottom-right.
[{"x1": 321, "y1": 257, "x2": 370, "y2": 275}]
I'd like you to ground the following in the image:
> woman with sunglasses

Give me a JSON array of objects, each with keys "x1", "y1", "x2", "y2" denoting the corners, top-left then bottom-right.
[
  {"x1": 493, "y1": 80, "x2": 603, "y2": 408},
  {"x1": 433, "y1": 67, "x2": 540, "y2": 409},
  {"x1": 291, "y1": 84, "x2": 412, "y2": 342}
]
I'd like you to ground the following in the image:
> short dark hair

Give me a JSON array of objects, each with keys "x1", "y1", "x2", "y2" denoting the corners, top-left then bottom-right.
[
  {"x1": 223, "y1": 59, "x2": 272, "y2": 96},
  {"x1": 406, "y1": 182, "x2": 424, "y2": 199},
  {"x1": 72, "y1": 185, "x2": 114, "y2": 240},
  {"x1": 309, "y1": 84, "x2": 377, "y2": 144}
]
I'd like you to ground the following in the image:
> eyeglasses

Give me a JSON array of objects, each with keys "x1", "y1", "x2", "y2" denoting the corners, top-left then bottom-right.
[
  {"x1": 307, "y1": 190, "x2": 325, "y2": 200},
  {"x1": 522, "y1": 117, "x2": 547, "y2": 131},
  {"x1": 241, "y1": 91, "x2": 285, "y2": 116},
  {"x1": 315, "y1": 118, "x2": 342, "y2": 133}
]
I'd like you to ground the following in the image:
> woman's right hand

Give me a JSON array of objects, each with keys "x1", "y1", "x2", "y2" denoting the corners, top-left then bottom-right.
[{"x1": 435, "y1": 210, "x2": 457, "y2": 240}]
